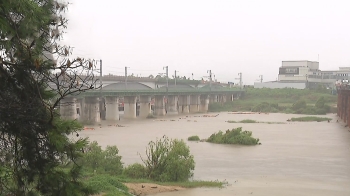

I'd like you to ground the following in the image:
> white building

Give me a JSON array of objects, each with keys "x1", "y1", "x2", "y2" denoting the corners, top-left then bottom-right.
[
  {"x1": 278, "y1": 60, "x2": 319, "y2": 82},
  {"x1": 254, "y1": 60, "x2": 350, "y2": 89}
]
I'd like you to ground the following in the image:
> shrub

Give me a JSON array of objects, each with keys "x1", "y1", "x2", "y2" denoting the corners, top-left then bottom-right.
[
  {"x1": 123, "y1": 163, "x2": 147, "y2": 179},
  {"x1": 207, "y1": 127, "x2": 260, "y2": 145},
  {"x1": 301, "y1": 106, "x2": 318, "y2": 115},
  {"x1": 188, "y1": 135, "x2": 200, "y2": 141},
  {"x1": 84, "y1": 174, "x2": 129, "y2": 195},
  {"x1": 292, "y1": 100, "x2": 306, "y2": 111},
  {"x1": 315, "y1": 96, "x2": 326, "y2": 108},
  {"x1": 140, "y1": 136, "x2": 195, "y2": 182},
  {"x1": 80, "y1": 141, "x2": 123, "y2": 175},
  {"x1": 284, "y1": 108, "x2": 294, "y2": 114}
]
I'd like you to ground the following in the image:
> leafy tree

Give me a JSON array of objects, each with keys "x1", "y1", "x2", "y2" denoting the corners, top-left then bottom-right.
[
  {"x1": 140, "y1": 136, "x2": 195, "y2": 182},
  {"x1": 0, "y1": 0, "x2": 98, "y2": 195},
  {"x1": 160, "y1": 140, "x2": 195, "y2": 181}
]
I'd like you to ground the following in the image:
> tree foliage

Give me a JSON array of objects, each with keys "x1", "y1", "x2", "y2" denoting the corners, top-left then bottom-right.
[
  {"x1": 139, "y1": 136, "x2": 195, "y2": 182},
  {"x1": 0, "y1": 0, "x2": 99, "y2": 195},
  {"x1": 80, "y1": 141, "x2": 123, "y2": 176}
]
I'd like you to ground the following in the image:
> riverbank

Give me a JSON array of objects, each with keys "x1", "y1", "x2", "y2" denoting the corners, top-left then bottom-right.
[
  {"x1": 209, "y1": 88, "x2": 337, "y2": 114},
  {"x1": 125, "y1": 183, "x2": 185, "y2": 196}
]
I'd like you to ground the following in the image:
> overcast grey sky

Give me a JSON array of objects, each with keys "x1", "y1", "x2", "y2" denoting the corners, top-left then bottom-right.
[{"x1": 62, "y1": 0, "x2": 350, "y2": 84}]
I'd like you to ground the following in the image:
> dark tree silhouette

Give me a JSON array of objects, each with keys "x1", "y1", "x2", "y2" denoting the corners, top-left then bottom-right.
[{"x1": 0, "y1": 1, "x2": 98, "y2": 195}]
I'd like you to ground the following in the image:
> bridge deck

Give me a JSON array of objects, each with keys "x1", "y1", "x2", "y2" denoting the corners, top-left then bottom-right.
[{"x1": 75, "y1": 88, "x2": 245, "y2": 97}]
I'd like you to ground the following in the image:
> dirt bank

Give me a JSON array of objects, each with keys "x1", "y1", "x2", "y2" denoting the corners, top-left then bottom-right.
[{"x1": 125, "y1": 183, "x2": 185, "y2": 196}]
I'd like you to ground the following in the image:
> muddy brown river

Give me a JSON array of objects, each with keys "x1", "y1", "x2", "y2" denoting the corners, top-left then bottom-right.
[{"x1": 79, "y1": 113, "x2": 350, "y2": 196}]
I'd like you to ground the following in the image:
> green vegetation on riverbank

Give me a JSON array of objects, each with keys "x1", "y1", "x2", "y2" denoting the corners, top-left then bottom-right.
[
  {"x1": 118, "y1": 177, "x2": 224, "y2": 188},
  {"x1": 290, "y1": 116, "x2": 332, "y2": 122},
  {"x1": 77, "y1": 136, "x2": 222, "y2": 195},
  {"x1": 207, "y1": 127, "x2": 260, "y2": 145},
  {"x1": 209, "y1": 88, "x2": 337, "y2": 115}
]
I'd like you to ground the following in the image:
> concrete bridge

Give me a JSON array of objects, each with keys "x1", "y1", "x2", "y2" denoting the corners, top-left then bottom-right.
[{"x1": 59, "y1": 76, "x2": 244, "y2": 124}]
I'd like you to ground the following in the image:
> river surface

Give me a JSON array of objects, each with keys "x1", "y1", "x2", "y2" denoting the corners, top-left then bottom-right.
[{"x1": 79, "y1": 113, "x2": 350, "y2": 196}]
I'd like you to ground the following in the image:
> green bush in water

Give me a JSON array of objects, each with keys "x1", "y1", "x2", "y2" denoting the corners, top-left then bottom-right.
[
  {"x1": 207, "y1": 127, "x2": 260, "y2": 145},
  {"x1": 188, "y1": 135, "x2": 200, "y2": 141},
  {"x1": 239, "y1": 119, "x2": 257, "y2": 123}
]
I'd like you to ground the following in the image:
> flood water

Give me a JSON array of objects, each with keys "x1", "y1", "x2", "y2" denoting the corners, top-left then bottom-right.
[{"x1": 79, "y1": 113, "x2": 350, "y2": 196}]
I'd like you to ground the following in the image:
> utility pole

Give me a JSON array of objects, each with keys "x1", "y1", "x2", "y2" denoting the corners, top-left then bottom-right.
[
  {"x1": 207, "y1": 70, "x2": 212, "y2": 91},
  {"x1": 163, "y1": 66, "x2": 169, "y2": 113},
  {"x1": 99, "y1": 59, "x2": 102, "y2": 95},
  {"x1": 175, "y1": 70, "x2": 178, "y2": 87},
  {"x1": 259, "y1": 75, "x2": 263, "y2": 83},
  {"x1": 125, "y1": 66, "x2": 130, "y2": 89},
  {"x1": 99, "y1": 59, "x2": 104, "y2": 120},
  {"x1": 163, "y1": 66, "x2": 169, "y2": 91}
]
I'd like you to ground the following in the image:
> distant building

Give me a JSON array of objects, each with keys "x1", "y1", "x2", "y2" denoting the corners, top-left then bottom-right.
[{"x1": 254, "y1": 60, "x2": 350, "y2": 89}]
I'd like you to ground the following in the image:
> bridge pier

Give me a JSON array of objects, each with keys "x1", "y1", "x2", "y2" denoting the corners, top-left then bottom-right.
[
  {"x1": 200, "y1": 95, "x2": 209, "y2": 112},
  {"x1": 226, "y1": 94, "x2": 234, "y2": 102},
  {"x1": 167, "y1": 95, "x2": 178, "y2": 115},
  {"x1": 81, "y1": 97, "x2": 100, "y2": 124},
  {"x1": 178, "y1": 95, "x2": 190, "y2": 114},
  {"x1": 154, "y1": 95, "x2": 166, "y2": 116},
  {"x1": 139, "y1": 95, "x2": 152, "y2": 118},
  {"x1": 60, "y1": 97, "x2": 77, "y2": 120},
  {"x1": 189, "y1": 95, "x2": 200, "y2": 113},
  {"x1": 124, "y1": 96, "x2": 137, "y2": 119},
  {"x1": 337, "y1": 89, "x2": 350, "y2": 127},
  {"x1": 218, "y1": 94, "x2": 227, "y2": 103},
  {"x1": 105, "y1": 96, "x2": 119, "y2": 121},
  {"x1": 209, "y1": 95, "x2": 218, "y2": 104}
]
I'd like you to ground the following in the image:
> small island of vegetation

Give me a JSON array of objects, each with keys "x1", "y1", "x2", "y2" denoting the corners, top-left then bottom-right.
[
  {"x1": 227, "y1": 119, "x2": 286, "y2": 124},
  {"x1": 207, "y1": 127, "x2": 260, "y2": 145},
  {"x1": 188, "y1": 135, "x2": 201, "y2": 141},
  {"x1": 289, "y1": 116, "x2": 332, "y2": 122}
]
